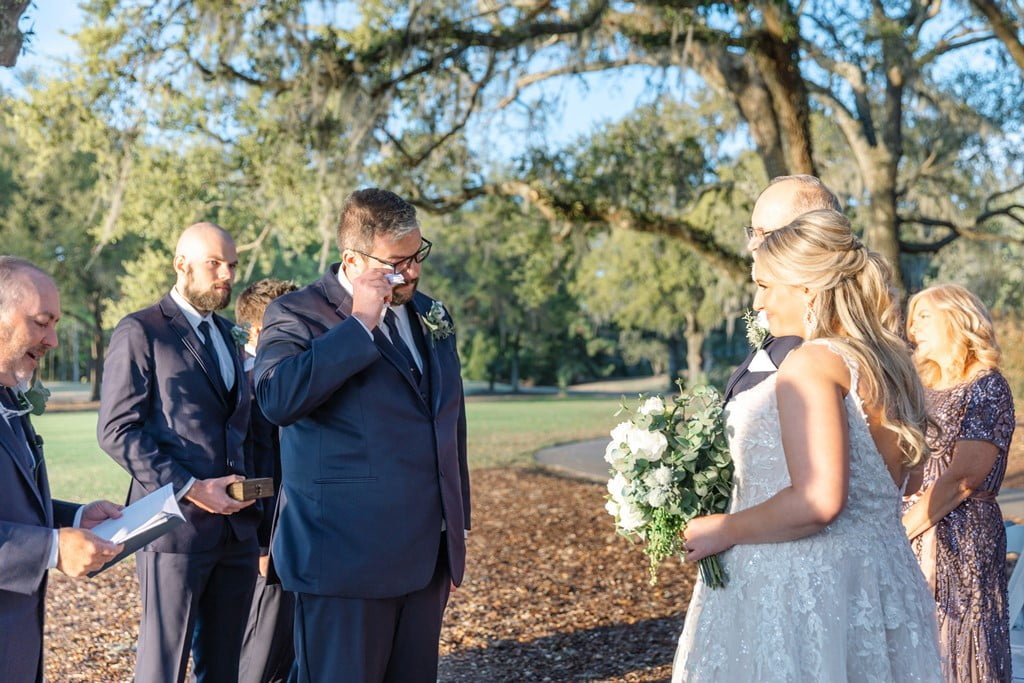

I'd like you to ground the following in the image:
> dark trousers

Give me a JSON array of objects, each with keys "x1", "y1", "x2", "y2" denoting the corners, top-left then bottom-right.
[
  {"x1": 240, "y1": 572, "x2": 296, "y2": 683},
  {"x1": 290, "y1": 538, "x2": 451, "y2": 683},
  {"x1": 135, "y1": 540, "x2": 258, "y2": 683}
]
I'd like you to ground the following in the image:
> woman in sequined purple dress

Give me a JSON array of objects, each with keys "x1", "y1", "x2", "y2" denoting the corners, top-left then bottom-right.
[{"x1": 903, "y1": 284, "x2": 1016, "y2": 682}]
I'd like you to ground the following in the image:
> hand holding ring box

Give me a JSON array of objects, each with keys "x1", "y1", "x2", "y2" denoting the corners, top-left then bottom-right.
[{"x1": 227, "y1": 477, "x2": 275, "y2": 501}]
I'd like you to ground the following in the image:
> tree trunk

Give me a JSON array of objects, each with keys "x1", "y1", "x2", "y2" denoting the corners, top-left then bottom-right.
[
  {"x1": 684, "y1": 314, "x2": 705, "y2": 387},
  {"x1": 90, "y1": 294, "x2": 105, "y2": 402},
  {"x1": 508, "y1": 333, "x2": 521, "y2": 392},
  {"x1": 0, "y1": 1, "x2": 30, "y2": 68},
  {"x1": 666, "y1": 337, "x2": 682, "y2": 390}
]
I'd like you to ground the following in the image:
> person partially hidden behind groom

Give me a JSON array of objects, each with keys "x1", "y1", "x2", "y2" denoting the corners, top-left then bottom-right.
[
  {"x1": 255, "y1": 188, "x2": 471, "y2": 683},
  {"x1": 723, "y1": 175, "x2": 842, "y2": 402},
  {"x1": 0, "y1": 256, "x2": 123, "y2": 683},
  {"x1": 98, "y1": 223, "x2": 260, "y2": 682}
]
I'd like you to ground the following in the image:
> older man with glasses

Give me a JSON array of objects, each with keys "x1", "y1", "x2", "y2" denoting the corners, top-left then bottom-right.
[
  {"x1": 723, "y1": 175, "x2": 842, "y2": 402},
  {"x1": 254, "y1": 188, "x2": 470, "y2": 683}
]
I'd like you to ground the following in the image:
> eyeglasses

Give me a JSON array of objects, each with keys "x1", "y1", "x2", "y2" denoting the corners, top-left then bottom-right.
[
  {"x1": 744, "y1": 226, "x2": 767, "y2": 240},
  {"x1": 350, "y1": 238, "x2": 432, "y2": 273}
]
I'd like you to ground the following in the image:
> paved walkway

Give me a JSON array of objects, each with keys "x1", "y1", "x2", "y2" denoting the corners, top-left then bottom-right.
[{"x1": 537, "y1": 439, "x2": 1024, "y2": 522}]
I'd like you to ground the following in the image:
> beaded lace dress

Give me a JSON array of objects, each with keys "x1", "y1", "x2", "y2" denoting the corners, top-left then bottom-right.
[
  {"x1": 672, "y1": 342, "x2": 941, "y2": 682},
  {"x1": 904, "y1": 370, "x2": 1015, "y2": 683}
]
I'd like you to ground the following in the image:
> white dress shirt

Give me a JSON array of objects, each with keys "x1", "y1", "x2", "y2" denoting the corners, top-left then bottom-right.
[{"x1": 170, "y1": 287, "x2": 236, "y2": 391}]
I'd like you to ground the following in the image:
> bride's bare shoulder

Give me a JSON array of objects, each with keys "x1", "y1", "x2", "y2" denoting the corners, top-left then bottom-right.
[{"x1": 777, "y1": 342, "x2": 851, "y2": 389}]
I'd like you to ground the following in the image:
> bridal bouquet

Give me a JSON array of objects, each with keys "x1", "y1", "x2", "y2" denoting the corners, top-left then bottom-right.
[{"x1": 604, "y1": 383, "x2": 733, "y2": 587}]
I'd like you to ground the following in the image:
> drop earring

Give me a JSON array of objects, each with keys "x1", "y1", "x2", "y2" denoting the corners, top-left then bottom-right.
[{"x1": 803, "y1": 304, "x2": 818, "y2": 336}]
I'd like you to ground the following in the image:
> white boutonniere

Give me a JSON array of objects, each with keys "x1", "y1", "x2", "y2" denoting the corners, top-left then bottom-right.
[
  {"x1": 230, "y1": 324, "x2": 250, "y2": 347},
  {"x1": 742, "y1": 309, "x2": 769, "y2": 350},
  {"x1": 421, "y1": 301, "x2": 455, "y2": 342}
]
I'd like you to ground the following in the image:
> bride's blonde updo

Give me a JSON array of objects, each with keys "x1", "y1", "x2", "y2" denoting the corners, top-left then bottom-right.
[{"x1": 755, "y1": 209, "x2": 929, "y2": 467}]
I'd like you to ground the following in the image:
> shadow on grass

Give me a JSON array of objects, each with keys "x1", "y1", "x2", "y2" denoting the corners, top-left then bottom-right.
[{"x1": 439, "y1": 616, "x2": 680, "y2": 682}]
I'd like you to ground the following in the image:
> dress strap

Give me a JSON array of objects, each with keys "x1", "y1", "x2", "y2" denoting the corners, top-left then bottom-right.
[{"x1": 802, "y1": 338, "x2": 867, "y2": 419}]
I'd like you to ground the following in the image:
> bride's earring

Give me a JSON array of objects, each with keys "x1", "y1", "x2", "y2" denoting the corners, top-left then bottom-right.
[{"x1": 803, "y1": 304, "x2": 818, "y2": 336}]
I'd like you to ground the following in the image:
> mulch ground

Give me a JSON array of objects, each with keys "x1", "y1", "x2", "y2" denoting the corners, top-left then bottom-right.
[{"x1": 44, "y1": 468, "x2": 694, "y2": 682}]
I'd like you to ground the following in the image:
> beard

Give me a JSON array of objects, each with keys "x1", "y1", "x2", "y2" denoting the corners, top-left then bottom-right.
[
  {"x1": 184, "y1": 269, "x2": 232, "y2": 312},
  {"x1": 390, "y1": 277, "x2": 419, "y2": 305}
]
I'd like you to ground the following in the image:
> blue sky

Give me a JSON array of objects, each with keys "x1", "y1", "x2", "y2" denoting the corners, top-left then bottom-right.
[{"x1": 0, "y1": 2, "x2": 660, "y2": 151}]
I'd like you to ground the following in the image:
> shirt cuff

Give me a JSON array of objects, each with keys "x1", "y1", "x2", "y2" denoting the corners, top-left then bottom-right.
[
  {"x1": 176, "y1": 477, "x2": 196, "y2": 501},
  {"x1": 73, "y1": 506, "x2": 84, "y2": 528},
  {"x1": 351, "y1": 315, "x2": 374, "y2": 340},
  {"x1": 48, "y1": 529, "x2": 60, "y2": 569}
]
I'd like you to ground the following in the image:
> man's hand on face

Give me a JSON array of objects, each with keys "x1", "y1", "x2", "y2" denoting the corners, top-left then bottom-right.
[
  {"x1": 56, "y1": 528, "x2": 122, "y2": 577},
  {"x1": 350, "y1": 268, "x2": 395, "y2": 331},
  {"x1": 184, "y1": 474, "x2": 255, "y2": 515}
]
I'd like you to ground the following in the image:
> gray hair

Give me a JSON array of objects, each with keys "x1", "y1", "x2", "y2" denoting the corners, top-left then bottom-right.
[
  {"x1": 336, "y1": 188, "x2": 419, "y2": 253},
  {"x1": 763, "y1": 174, "x2": 842, "y2": 213},
  {"x1": 0, "y1": 256, "x2": 50, "y2": 311}
]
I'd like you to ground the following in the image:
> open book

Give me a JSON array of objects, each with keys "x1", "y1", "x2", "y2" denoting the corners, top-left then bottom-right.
[{"x1": 87, "y1": 483, "x2": 186, "y2": 576}]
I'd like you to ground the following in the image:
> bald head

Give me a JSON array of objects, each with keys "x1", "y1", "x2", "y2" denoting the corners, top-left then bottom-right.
[
  {"x1": 173, "y1": 222, "x2": 238, "y2": 314},
  {"x1": 748, "y1": 175, "x2": 841, "y2": 251},
  {"x1": 175, "y1": 222, "x2": 234, "y2": 259}
]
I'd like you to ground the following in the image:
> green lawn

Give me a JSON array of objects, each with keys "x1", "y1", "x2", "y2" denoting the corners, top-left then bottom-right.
[{"x1": 32, "y1": 397, "x2": 621, "y2": 502}]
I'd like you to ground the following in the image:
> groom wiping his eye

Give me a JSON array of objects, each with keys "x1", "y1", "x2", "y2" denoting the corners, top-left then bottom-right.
[
  {"x1": 254, "y1": 188, "x2": 470, "y2": 683},
  {"x1": 723, "y1": 175, "x2": 843, "y2": 403}
]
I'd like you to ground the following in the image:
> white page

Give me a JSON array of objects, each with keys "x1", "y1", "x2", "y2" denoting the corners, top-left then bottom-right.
[{"x1": 90, "y1": 483, "x2": 184, "y2": 544}]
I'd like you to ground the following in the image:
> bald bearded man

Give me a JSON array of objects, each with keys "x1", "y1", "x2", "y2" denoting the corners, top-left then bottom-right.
[{"x1": 98, "y1": 223, "x2": 260, "y2": 683}]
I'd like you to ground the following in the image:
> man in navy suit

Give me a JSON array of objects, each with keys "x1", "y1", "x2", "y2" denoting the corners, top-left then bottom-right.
[
  {"x1": 0, "y1": 256, "x2": 122, "y2": 683},
  {"x1": 724, "y1": 175, "x2": 842, "y2": 402},
  {"x1": 98, "y1": 224, "x2": 260, "y2": 683},
  {"x1": 256, "y1": 188, "x2": 471, "y2": 683},
  {"x1": 236, "y1": 278, "x2": 298, "y2": 683}
]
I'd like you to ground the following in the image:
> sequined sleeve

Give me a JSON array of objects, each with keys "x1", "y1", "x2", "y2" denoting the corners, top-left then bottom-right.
[{"x1": 957, "y1": 371, "x2": 1015, "y2": 453}]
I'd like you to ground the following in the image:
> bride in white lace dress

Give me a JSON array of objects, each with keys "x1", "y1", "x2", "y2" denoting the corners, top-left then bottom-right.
[{"x1": 673, "y1": 210, "x2": 941, "y2": 682}]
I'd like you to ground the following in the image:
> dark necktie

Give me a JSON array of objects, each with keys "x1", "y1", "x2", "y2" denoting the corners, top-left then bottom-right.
[
  {"x1": 197, "y1": 320, "x2": 227, "y2": 391},
  {"x1": 383, "y1": 309, "x2": 422, "y2": 384}
]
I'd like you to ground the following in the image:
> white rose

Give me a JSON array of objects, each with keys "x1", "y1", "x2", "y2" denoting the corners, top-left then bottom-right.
[
  {"x1": 626, "y1": 428, "x2": 667, "y2": 462},
  {"x1": 604, "y1": 499, "x2": 620, "y2": 517},
  {"x1": 610, "y1": 421, "x2": 633, "y2": 445},
  {"x1": 607, "y1": 473, "x2": 629, "y2": 502},
  {"x1": 604, "y1": 441, "x2": 629, "y2": 467},
  {"x1": 618, "y1": 501, "x2": 646, "y2": 531},
  {"x1": 638, "y1": 396, "x2": 665, "y2": 416},
  {"x1": 647, "y1": 487, "x2": 669, "y2": 508}
]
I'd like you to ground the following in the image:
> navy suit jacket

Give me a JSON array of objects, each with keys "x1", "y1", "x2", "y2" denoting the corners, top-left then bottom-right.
[
  {"x1": 255, "y1": 265, "x2": 471, "y2": 599},
  {"x1": 723, "y1": 335, "x2": 802, "y2": 403},
  {"x1": 98, "y1": 294, "x2": 259, "y2": 553},
  {"x1": 1, "y1": 401, "x2": 78, "y2": 683},
  {"x1": 244, "y1": 365, "x2": 280, "y2": 556}
]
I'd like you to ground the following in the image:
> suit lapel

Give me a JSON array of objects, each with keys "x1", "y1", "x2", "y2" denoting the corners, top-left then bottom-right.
[
  {"x1": 371, "y1": 326, "x2": 425, "y2": 400},
  {"x1": 410, "y1": 296, "x2": 443, "y2": 415},
  {"x1": 0, "y1": 413, "x2": 47, "y2": 515},
  {"x1": 161, "y1": 296, "x2": 230, "y2": 406}
]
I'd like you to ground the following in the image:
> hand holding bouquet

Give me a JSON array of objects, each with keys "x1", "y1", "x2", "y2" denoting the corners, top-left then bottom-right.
[{"x1": 604, "y1": 383, "x2": 733, "y2": 587}]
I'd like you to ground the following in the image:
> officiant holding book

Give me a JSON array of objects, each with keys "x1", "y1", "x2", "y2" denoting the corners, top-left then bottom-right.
[{"x1": 0, "y1": 256, "x2": 123, "y2": 683}]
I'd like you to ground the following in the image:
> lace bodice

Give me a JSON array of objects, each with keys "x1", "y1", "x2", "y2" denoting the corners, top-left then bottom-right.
[
  {"x1": 673, "y1": 341, "x2": 941, "y2": 682},
  {"x1": 725, "y1": 341, "x2": 902, "y2": 535}
]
